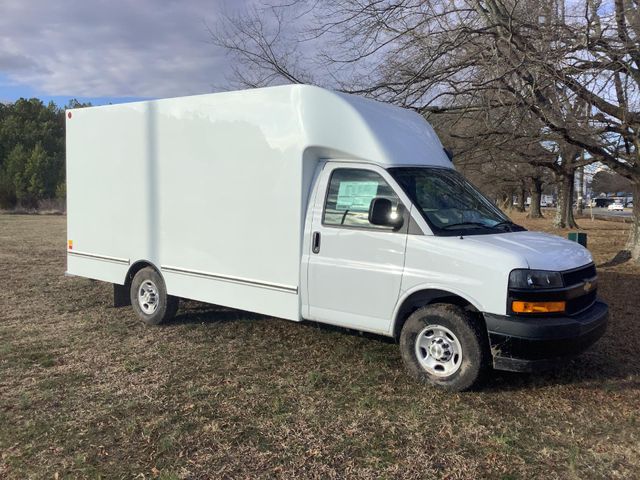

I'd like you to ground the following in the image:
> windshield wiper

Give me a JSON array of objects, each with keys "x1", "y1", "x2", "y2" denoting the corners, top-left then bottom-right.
[
  {"x1": 491, "y1": 220, "x2": 513, "y2": 228},
  {"x1": 442, "y1": 221, "x2": 493, "y2": 230},
  {"x1": 491, "y1": 220, "x2": 525, "y2": 231}
]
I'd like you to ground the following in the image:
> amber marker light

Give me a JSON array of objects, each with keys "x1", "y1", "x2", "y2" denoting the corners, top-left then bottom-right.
[{"x1": 512, "y1": 300, "x2": 565, "y2": 314}]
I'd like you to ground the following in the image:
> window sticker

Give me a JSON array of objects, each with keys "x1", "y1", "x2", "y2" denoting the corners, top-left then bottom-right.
[{"x1": 336, "y1": 181, "x2": 379, "y2": 211}]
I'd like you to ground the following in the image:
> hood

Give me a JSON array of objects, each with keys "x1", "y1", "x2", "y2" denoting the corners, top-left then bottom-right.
[{"x1": 463, "y1": 231, "x2": 593, "y2": 271}]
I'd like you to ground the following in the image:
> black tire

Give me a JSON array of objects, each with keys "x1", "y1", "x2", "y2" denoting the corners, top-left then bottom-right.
[
  {"x1": 130, "y1": 267, "x2": 179, "y2": 325},
  {"x1": 399, "y1": 303, "x2": 490, "y2": 391}
]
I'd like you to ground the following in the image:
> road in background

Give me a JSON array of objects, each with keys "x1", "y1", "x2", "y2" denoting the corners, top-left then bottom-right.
[
  {"x1": 586, "y1": 207, "x2": 633, "y2": 219},
  {"x1": 535, "y1": 206, "x2": 633, "y2": 221}
]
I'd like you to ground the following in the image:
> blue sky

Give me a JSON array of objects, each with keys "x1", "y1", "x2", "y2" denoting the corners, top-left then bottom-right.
[
  {"x1": 0, "y1": 0, "x2": 253, "y2": 106},
  {"x1": 0, "y1": 73, "x2": 146, "y2": 106}
]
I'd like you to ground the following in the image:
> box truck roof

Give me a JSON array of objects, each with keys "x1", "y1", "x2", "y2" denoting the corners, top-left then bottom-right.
[{"x1": 67, "y1": 84, "x2": 452, "y2": 169}]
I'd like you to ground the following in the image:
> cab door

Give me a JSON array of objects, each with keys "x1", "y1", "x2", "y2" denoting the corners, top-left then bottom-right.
[{"x1": 305, "y1": 163, "x2": 409, "y2": 334}]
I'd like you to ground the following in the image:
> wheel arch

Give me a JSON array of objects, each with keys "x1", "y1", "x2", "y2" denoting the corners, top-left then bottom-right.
[
  {"x1": 124, "y1": 260, "x2": 162, "y2": 288},
  {"x1": 125, "y1": 260, "x2": 180, "y2": 324},
  {"x1": 113, "y1": 260, "x2": 162, "y2": 308},
  {"x1": 392, "y1": 287, "x2": 483, "y2": 339}
]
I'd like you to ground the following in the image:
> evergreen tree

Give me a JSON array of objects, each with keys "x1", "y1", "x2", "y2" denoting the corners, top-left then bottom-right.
[{"x1": 0, "y1": 97, "x2": 84, "y2": 209}]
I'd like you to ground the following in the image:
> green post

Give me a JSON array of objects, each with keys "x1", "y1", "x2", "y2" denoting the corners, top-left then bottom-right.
[{"x1": 568, "y1": 232, "x2": 587, "y2": 248}]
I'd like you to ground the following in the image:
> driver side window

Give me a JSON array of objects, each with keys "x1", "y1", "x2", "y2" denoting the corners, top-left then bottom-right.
[{"x1": 322, "y1": 168, "x2": 401, "y2": 230}]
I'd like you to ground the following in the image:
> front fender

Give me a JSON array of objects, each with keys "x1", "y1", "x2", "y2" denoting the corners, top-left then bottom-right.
[{"x1": 389, "y1": 284, "x2": 485, "y2": 336}]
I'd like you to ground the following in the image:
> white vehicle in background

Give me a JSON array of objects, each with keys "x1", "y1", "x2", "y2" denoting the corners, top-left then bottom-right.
[
  {"x1": 65, "y1": 85, "x2": 608, "y2": 391},
  {"x1": 608, "y1": 202, "x2": 624, "y2": 211},
  {"x1": 539, "y1": 195, "x2": 554, "y2": 207}
]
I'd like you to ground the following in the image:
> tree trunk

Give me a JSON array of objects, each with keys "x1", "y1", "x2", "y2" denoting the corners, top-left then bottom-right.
[
  {"x1": 628, "y1": 181, "x2": 640, "y2": 261},
  {"x1": 516, "y1": 186, "x2": 526, "y2": 213},
  {"x1": 576, "y1": 167, "x2": 584, "y2": 215},
  {"x1": 498, "y1": 192, "x2": 511, "y2": 211},
  {"x1": 528, "y1": 178, "x2": 543, "y2": 218},
  {"x1": 554, "y1": 172, "x2": 579, "y2": 229}
]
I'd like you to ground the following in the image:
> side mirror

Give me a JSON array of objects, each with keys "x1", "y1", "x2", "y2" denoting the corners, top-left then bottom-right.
[{"x1": 369, "y1": 197, "x2": 404, "y2": 229}]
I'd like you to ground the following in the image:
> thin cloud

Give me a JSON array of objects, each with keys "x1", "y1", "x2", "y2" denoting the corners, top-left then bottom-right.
[{"x1": 0, "y1": 0, "x2": 257, "y2": 98}]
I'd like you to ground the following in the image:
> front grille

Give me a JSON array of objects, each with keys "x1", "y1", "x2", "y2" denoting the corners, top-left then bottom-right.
[
  {"x1": 566, "y1": 289, "x2": 597, "y2": 315},
  {"x1": 562, "y1": 263, "x2": 596, "y2": 287},
  {"x1": 563, "y1": 263, "x2": 597, "y2": 315}
]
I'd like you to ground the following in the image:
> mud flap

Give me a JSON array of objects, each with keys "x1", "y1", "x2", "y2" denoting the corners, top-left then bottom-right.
[{"x1": 113, "y1": 283, "x2": 131, "y2": 307}]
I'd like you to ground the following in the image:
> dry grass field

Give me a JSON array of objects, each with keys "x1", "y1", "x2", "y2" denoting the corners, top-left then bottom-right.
[{"x1": 1, "y1": 213, "x2": 639, "y2": 479}]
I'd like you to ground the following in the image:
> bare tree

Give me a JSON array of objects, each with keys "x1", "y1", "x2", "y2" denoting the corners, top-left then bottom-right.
[
  {"x1": 208, "y1": 3, "x2": 315, "y2": 89},
  {"x1": 529, "y1": 171, "x2": 549, "y2": 218}
]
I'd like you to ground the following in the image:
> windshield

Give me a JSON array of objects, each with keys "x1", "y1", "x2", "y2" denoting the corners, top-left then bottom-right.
[{"x1": 389, "y1": 167, "x2": 523, "y2": 236}]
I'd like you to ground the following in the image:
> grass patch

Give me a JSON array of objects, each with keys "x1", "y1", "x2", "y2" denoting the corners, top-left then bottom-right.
[{"x1": 1, "y1": 213, "x2": 639, "y2": 478}]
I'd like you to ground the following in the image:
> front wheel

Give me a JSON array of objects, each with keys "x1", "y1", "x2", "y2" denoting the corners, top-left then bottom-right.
[
  {"x1": 399, "y1": 304, "x2": 490, "y2": 391},
  {"x1": 130, "y1": 267, "x2": 179, "y2": 325}
]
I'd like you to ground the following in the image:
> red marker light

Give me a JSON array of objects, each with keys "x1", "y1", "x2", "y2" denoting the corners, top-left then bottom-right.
[{"x1": 67, "y1": 112, "x2": 72, "y2": 119}]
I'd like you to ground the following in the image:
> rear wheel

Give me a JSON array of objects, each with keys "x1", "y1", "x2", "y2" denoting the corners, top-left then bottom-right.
[
  {"x1": 130, "y1": 267, "x2": 179, "y2": 325},
  {"x1": 399, "y1": 304, "x2": 490, "y2": 391}
]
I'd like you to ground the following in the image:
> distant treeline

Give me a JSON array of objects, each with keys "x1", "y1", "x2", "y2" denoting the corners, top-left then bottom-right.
[{"x1": 0, "y1": 98, "x2": 90, "y2": 210}]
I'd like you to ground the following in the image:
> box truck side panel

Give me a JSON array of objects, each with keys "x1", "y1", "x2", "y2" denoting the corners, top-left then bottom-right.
[
  {"x1": 67, "y1": 88, "x2": 308, "y2": 321},
  {"x1": 153, "y1": 91, "x2": 307, "y2": 320}
]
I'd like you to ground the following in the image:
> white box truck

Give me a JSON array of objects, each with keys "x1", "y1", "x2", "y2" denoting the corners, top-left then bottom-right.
[{"x1": 66, "y1": 85, "x2": 607, "y2": 391}]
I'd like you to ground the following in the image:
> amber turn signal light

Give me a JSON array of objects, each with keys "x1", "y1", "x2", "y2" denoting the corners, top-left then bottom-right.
[{"x1": 512, "y1": 300, "x2": 565, "y2": 313}]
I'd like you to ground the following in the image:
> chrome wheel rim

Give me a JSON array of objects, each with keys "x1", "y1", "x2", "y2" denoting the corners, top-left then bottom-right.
[
  {"x1": 415, "y1": 324, "x2": 462, "y2": 377},
  {"x1": 138, "y1": 280, "x2": 159, "y2": 315}
]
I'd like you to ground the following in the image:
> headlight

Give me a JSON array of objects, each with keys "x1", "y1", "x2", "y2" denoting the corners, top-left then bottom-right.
[{"x1": 509, "y1": 269, "x2": 563, "y2": 289}]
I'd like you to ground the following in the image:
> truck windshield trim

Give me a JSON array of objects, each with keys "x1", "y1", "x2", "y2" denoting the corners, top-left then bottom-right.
[{"x1": 388, "y1": 167, "x2": 523, "y2": 236}]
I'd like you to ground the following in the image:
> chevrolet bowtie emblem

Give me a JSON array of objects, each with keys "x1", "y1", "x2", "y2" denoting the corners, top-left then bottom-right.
[{"x1": 583, "y1": 281, "x2": 593, "y2": 292}]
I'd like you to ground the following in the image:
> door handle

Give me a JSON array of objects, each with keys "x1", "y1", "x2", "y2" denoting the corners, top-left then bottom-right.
[{"x1": 312, "y1": 231, "x2": 321, "y2": 254}]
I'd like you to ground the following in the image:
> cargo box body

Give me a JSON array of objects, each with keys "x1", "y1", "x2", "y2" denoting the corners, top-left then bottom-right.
[{"x1": 66, "y1": 85, "x2": 447, "y2": 320}]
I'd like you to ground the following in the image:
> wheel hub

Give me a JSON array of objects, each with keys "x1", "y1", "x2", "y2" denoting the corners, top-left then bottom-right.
[
  {"x1": 138, "y1": 280, "x2": 159, "y2": 314},
  {"x1": 415, "y1": 324, "x2": 463, "y2": 377},
  {"x1": 428, "y1": 338, "x2": 452, "y2": 361}
]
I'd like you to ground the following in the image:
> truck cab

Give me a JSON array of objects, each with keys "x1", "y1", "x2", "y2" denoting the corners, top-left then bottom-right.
[{"x1": 302, "y1": 160, "x2": 607, "y2": 390}]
